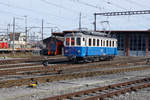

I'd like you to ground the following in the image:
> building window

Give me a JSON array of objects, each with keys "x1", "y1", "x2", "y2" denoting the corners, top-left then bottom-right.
[
  {"x1": 117, "y1": 34, "x2": 124, "y2": 50},
  {"x1": 141, "y1": 34, "x2": 145, "y2": 51}
]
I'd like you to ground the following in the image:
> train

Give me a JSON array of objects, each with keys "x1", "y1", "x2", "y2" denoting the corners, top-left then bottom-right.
[
  {"x1": 0, "y1": 42, "x2": 7, "y2": 49},
  {"x1": 64, "y1": 31, "x2": 117, "y2": 63}
]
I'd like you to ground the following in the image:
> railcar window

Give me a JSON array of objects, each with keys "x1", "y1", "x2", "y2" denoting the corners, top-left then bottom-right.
[
  {"x1": 71, "y1": 38, "x2": 75, "y2": 46},
  {"x1": 83, "y1": 38, "x2": 85, "y2": 41},
  {"x1": 112, "y1": 41, "x2": 114, "y2": 47},
  {"x1": 76, "y1": 38, "x2": 81, "y2": 46},
  {"x1": 93, "y1": 39, "x2": 95, "y2": 46},
  {"x1": 103, "y1": 41, "x2": 105, "y2": 47},
  {"x1": 106, "y1": 40, "x2": 108, "y2": 47},
  {"x1": 97, "y1": 39, "x2": 99, "y2": 46},
  {"x1": 89, "y1": 39, "x2": 91, "y2": 46},
  {"x1": 109, "y1": 41, "x2": 111, "y2": 47},
  {"x1": 66, "y1": 38, "x2": 70, "y2": 46},
  {"x1": 101, "y1": 40, "x2": 102, "y2": 46}
]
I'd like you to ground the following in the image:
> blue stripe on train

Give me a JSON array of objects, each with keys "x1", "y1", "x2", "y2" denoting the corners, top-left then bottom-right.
[{"x1": 64, "y1": 47, "x2": 117, "y2": 57}]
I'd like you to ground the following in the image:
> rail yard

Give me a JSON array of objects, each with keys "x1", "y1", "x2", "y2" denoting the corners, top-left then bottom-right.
[
  {"x1": 0, "y1": 56, "x2": 150, "y2": 100},
  {"x1": 1, "y1": 0, "x2": 150, "y2": 100}
]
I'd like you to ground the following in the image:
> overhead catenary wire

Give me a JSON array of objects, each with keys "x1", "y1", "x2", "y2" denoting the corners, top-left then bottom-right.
[
  {"x1": 69, "y1": 0, "x2": 101, "y2": 10},
  {"x1": 100, "y1": 0, "x2": 150, "y2": 29},
  {"x1": 0, "y1": 1, "x2": 75, "y2": 22},
  {"x1": 0, "y1": 2, "x2": 75, "y2": 31},
  {"x1": 125, "y1": 0, "x2": 150, "y2": 9},
  {"x1": 124, "y1": 0, "x2": 150, "y2": 21},
  {"x1": 40, "y1": 0, "x2": 93, "y2": 24},
  {"x1": 40, "y1": 0, "x2": 80, "y2": 14}
]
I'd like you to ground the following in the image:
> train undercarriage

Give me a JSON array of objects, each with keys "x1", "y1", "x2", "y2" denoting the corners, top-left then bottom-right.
[{"x1": 68, "y1": 55, "x2": 115, "y2": 63}]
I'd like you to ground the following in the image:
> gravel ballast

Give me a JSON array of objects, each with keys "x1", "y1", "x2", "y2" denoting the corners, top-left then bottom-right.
[{"x1": 1, "y1": 68, "x2": 150, "y2": 100}]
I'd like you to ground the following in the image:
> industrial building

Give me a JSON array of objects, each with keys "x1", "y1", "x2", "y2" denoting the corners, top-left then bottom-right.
[{"x1": 109, "y1": 30, "x2": 150, "y2": 57}]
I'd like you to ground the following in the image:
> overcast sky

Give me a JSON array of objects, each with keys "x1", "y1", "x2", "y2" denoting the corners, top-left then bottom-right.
[{"x1": 0, "y1": 0, "x2": 150, "y2": 38}]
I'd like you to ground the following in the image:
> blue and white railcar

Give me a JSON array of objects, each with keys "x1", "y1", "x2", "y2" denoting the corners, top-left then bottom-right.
[{"x1": 64, "y1": 31, "x2": 117, "y2": 62}]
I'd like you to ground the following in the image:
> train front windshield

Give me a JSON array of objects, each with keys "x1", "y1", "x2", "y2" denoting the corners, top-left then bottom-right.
[{"x1": 66, "y1": 38, "x2": 70, "y2": 46}]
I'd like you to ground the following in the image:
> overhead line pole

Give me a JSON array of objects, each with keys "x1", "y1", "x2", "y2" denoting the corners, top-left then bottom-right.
[
  {"x1": 94, "y1": 13, "x2": 97, "y2": 31},
  {"x1": 7, "y1": 24, "x2": 10, "y2": 44},
  {"x1": 94, "y1": 10, "x2": 150, "y2": 31},
  {"x1": 12, "y1": 17, "x2": 15, "y2": 53},
  {"x1": 41, "y1": 19, "x2": 44, "y2": 43},
  {"x1": 79, "y1": 12, "x2": 82, "y2": 30},
  {"x1": 24, "y1": 16, "x2": 28, "y2": 47}
]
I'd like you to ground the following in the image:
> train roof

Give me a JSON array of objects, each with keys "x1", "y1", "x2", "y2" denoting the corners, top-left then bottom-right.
[
  {"x1": 52, "y1": 30, "x2": 150, "y2": 37},
  {"x1": 65, "y1": 31, "x2": 112, "y2": 38}
]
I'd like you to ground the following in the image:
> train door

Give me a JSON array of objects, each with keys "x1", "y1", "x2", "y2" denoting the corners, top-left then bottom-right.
[
  {"x1": 84, "y1": 37, "x2": 88, "y2": 56},
  {"x1": 82, "y1": 37, "x2": 87, "y2": 56}
]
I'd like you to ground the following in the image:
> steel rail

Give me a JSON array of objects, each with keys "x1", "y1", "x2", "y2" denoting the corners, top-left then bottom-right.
[{"x1": 41, "y1": 78, "x2": 150, "y2": 100}]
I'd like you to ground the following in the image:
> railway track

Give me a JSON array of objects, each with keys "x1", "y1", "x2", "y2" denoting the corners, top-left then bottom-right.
[
  {"x1": 41, "y1": 77, "x2": 150, "y2": 100},
  {"x1": 0, "y1": 56, "x2": 67, "y2": 66},
  {"x1": 1, "y1": 65, "x2": 150, "y2": 88},
  {"x1": 0, "y1": 58, "x2": 146, "y2": 76},
  {"x1": 0, "y1": 56, "x2": 146, "y2": 69},
  {"x1": 0, "y1": 56, "x2": 148, "y2": 88}
]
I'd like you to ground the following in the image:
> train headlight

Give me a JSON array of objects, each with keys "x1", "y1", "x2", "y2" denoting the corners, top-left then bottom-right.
[{"x1": 77, "y1": 50, "x2": 80, "y2": 54}]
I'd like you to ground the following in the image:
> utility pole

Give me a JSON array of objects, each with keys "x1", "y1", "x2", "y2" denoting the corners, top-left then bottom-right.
[
  {"x1": 41, "y1": 19, "x2": 44, "y2": 45},
  {"x1": 7, "y1": 24, "x2": 10, "y2": 44},
  {"x1": 79, "y1": 12, "x2": 82, "y2": 30},
  {"x1": 94, "y1": 13, "x2": 97, "y2": 31},
  {"x1": 12, "y1": 17, "x2": 15, "y2": 53},
  {"x1": 24, "y1": 16, "x2": 27, "y2": 48}
]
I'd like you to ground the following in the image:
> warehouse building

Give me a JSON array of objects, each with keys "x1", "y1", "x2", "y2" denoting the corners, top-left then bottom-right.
[{"x1": 106, "y1": 30, "x2": 149, "y2": 56}]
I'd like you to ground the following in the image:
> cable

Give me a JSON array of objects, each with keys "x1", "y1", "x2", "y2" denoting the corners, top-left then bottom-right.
[
  {"x1": 95, "y1": 0, "x2": 150, "y2": 29},
  {"x1": 124, "y1": 0, "x2": 150, "y2": 20},
  {"x1": 105, "y1": 1, "x2": 128, "y2": 10},
  {"x1": 0, "y1": 1, "x2": 74, "y2": 21},
  {"x1": 40, "y1": 0, "x2": 80, "y2": 13},
  {"x1": 69, "y1": 0, "x2": 102, "y2": 10},
  {"x1": 125, "y1": 0, "x2": 150, "y2": 9},
  {"x1": 0, "y1": 9, "x2": 21, "y2": 17}
]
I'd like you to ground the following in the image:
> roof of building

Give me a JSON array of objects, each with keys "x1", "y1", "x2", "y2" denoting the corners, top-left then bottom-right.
[{"x1": 43, "y1": 36, "x2": 63, "y2": 44}]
